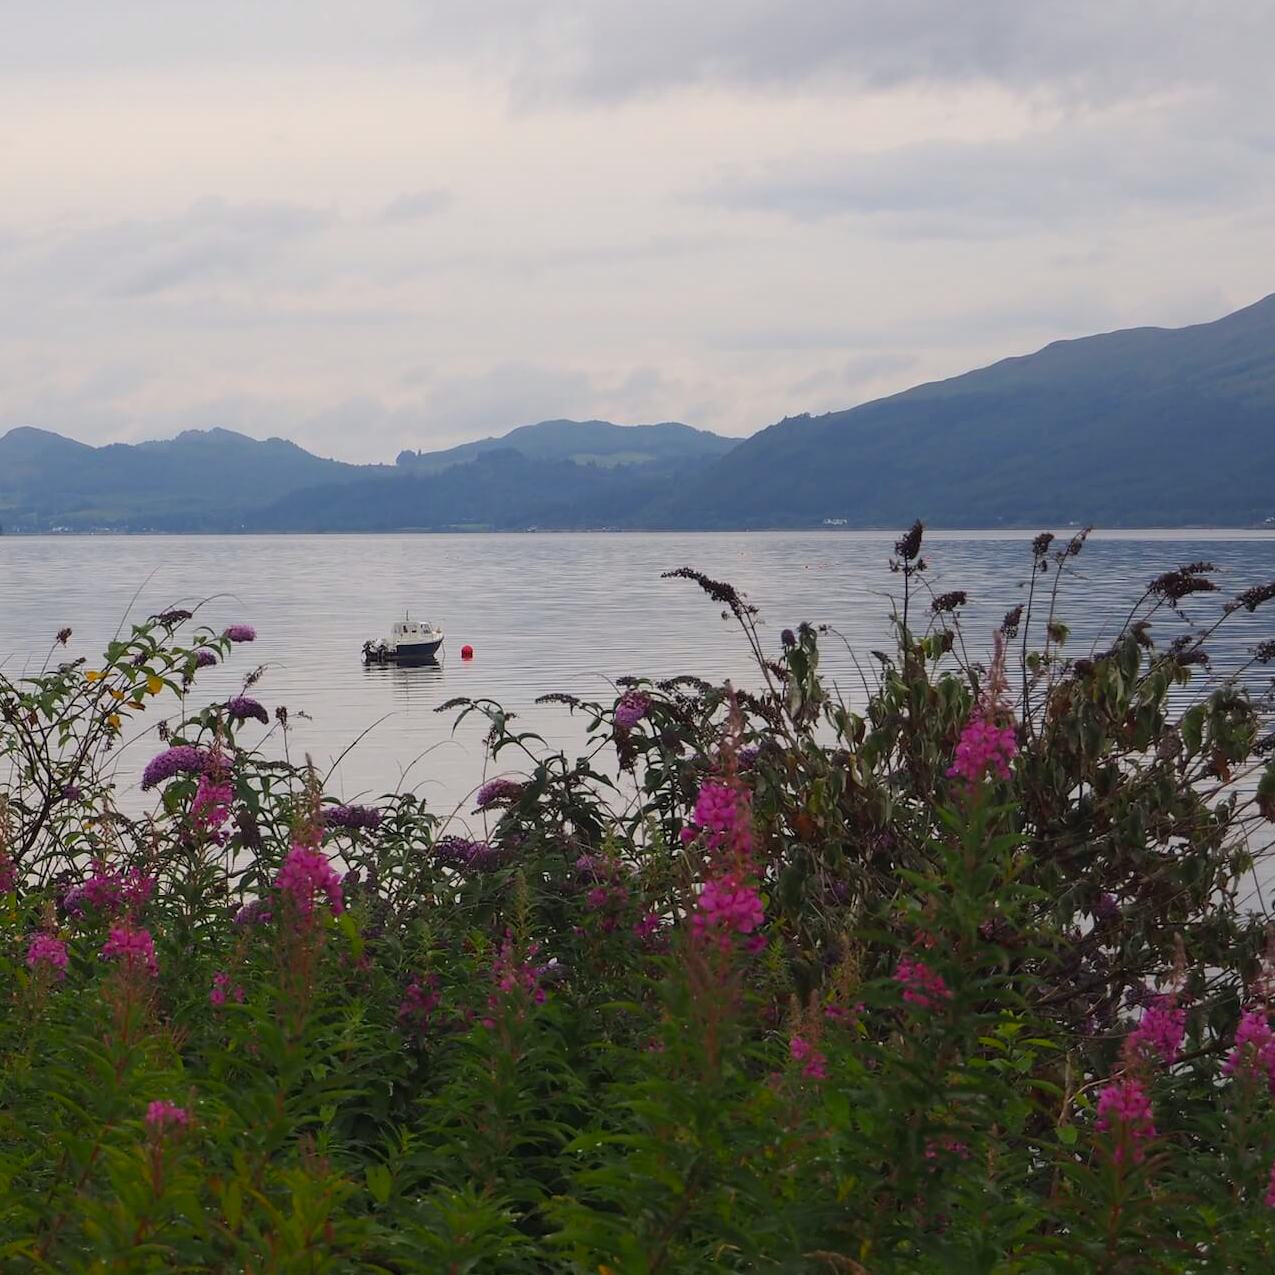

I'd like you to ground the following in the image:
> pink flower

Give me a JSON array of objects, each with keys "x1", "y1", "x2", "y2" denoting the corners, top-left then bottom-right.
[
  {"x1": 789, "y1": 1034, "x2": 828, "y2": 1081},
  {"x1": 894, "y1": 955, "x2": 951, "y2": 1011},
  {"x1": 101, "y1": 925, "x2": 158, "y2": 977},
  {"x1": 1095, "y1": 1077, "x2": 1156, "y2": 1163},
  {"x1": 26, "y1": 933, "x2": 69, "y2": 979},
  {"x1": 123, "y1": 869, "x2": 156, "y2": 911},
  {"x1": 681, "y1": 780, "x2": 754, "y2": 862},
  {"x1": 1224, "y1": 1008, "x2": 1275, "y2": 1091},
  {"x1": 191, "y1": 772, "x2": 234, "y2": 840},
  {"x1": 81, "y1": 862, "x2": 124, "y2": 914},
  {"x1": 947, "y1": 713, "x2": 1018, "y2": 786},
  {"x1": 0, "y1": 851, "x2": 17, "y2": 895},
  {"x1": 274, "y1": 843, "x2": 344, "y2": 919},
  {"x1": 691, "y1": 873, "x2": 765, "y2": 949},
  {"x1": 209, "y1": 970, "x2": 243, "y2": 1007},
  {"x1": 145, "y1": 1100, "x2": 189, "y2": 1132},
  {"x1": 1126, "y1": 996, "x2": 1186, "y2": 1067},
  {"x1": 397, "y1": 976, "x2": 440, "y2": 1034}
]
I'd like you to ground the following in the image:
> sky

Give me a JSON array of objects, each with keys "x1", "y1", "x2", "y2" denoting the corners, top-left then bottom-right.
[{"x1": 2, "y1": 1, "x2": 1273, "y2": 462}]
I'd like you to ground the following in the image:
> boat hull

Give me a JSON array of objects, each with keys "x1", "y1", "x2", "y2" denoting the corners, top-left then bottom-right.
[{"x1": 363, "y1": 637, "x2": 444, "y2": 664}]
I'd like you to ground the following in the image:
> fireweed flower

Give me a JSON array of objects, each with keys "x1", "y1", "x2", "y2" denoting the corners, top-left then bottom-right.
[
  {"x1": 0, "y1": 851, "x2": 19, "y2": 895},
  {"x1": 209, "y1": 970, "x2": 244, "y2": 1006},
  {"x1": 225, "y1": 695, "x2": 269, "y2": 725},
  {"x1": 947, "y1": 716, "x2": 1018, "y2": 785},
  {"x1": 691, "y1": 873, "x2": 765, "y2": 949},
  {"x1": 789, "y1": 1034, "x2": 828, "y2": 1081},
  {"x1": 948, "y1": 630, "x2": 1018, "y2": 787},
  {"x1": 223, "y1": 624, "x2": 256, "y2": 643},
  {"x1": 681, "y1": 781, "x2": 754, "y2": 862},
  {"x1": 894, "y1": 955, "x2": 951, "y2": 1011},
  {"x1": 101, "y1": 925, "x2": 158, "y2": 977},
  {"x1": 191, "y1": 772, "x2": 234, "y2": 839},
  {"x1": 397, "y1": 976, "x2": 440, "y2": 1034},
  {"x1": 324, "y1": 803, "x2": 383, "y2": 832},
  {"x1": 25, "y1": 933, "x2": 69, "y2": 979},
  {"x1": 484, "y1": 934, "x2": 547, "y2": 1026},
  {"x1": 474, "y1": 778, "x2": 524, "y2": 810},
  {"x1": 141, "y1": 745, "x2": 210, "y2": 790},
  {"x1": 1224, "y1": 1008, "x2": 1275, "y2": 1090},
  {"x1": 1094, "y1": 1077, "x2": 1156, "y2": 1163},
  {"x1": 1126, "y1": 995, "x2": 1186, "y2": 1067},
  {"x1": 275, "y1": 843, "x2": 344, "y2": 918},
  {"x1": 145, "y1": 1100, "x2": 189, "y2": 1132},
  {"x1": 614, "y1": 690, "x2": 651, "y2": 729}
]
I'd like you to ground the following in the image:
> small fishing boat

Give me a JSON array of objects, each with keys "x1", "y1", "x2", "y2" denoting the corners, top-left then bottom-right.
[{"x1": 362, "y1": 614, "x2": 444, "y2": 664}]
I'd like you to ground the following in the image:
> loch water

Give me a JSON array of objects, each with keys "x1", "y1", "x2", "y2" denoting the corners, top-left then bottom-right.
[{"x1": 2, "y1": 530, "x2": 1273, "y2": 820}]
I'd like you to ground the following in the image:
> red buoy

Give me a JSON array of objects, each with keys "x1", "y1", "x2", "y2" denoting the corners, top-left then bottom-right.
[{"x1": 461, "y1": 644, "x2": 474, "y2": 660}]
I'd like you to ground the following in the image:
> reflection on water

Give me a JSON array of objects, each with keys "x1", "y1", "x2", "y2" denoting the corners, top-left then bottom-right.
[{"x1": 1, "y1": 530, "x2": 1273, "y2": 811}]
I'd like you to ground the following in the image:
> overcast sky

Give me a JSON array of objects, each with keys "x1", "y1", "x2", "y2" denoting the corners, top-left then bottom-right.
[{"x1": 3, "y1": 1, "x2": 1273, "y2": 461}]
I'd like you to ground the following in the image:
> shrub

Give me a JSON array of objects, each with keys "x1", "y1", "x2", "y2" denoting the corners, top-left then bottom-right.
[{"x1": 2, "y1": 530, "x2": 1275, "y2": 1271}]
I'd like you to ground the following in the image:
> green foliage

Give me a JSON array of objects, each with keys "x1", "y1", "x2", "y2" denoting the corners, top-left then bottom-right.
[{"x1": 2, "y1": 532, "x2": 1274, "y2": 1270}]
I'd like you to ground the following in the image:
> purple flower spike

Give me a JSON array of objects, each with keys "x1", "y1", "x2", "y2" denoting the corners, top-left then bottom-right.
[
  {"x1": 614, "y1": 691, "x2": 651, "y2": 730},
  {"x1": 225, "y1": 696, "x2": 269, "y2": 725},
  {"x1": 432, "y1": 835, "x2": 504, "y2": 872},
  {"x1": 224, "y1": 624, "x2": 256, "y2": 643},
  {"x1": 324, "y1": 803, "x2": 383, "y2": 832},
  {"x1": 474, "y1": 778, "x2": 524, "y2": 810},
  {"x1": 141, "y1": 745, "x2": 210, "y2": 790},
  {"x1": 194, "y1": 649, "x2": 218, "y2": 668}
]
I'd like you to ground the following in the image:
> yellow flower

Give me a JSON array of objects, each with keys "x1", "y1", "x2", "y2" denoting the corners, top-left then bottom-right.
[
  {"x1": 107, "y1": 713, "x2": 122, "y2": 731},
  {"x1": 109, "y1": 688, "x2": 125, "y2": 702},
  {"x1": 146, "y1": 675, "x2": 163, "y2": 696},
  {"x1": 85, "y1": 670, "x2": 101, "y2": 682}
]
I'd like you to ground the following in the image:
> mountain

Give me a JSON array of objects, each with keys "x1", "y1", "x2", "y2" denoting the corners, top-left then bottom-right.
[
  {"x1": 5, "y1": 295, "x2": 1274, "y2": 532},
  {"x1": 0, "y1": 427, "x2": 379, "y2": 531},
  {"x1": 251, "y1": 449, "x2": 663, "y2": 532},
  {"x1": 395, "y1": 418, "x2": 736, "y2": 473},
  {"x1": 653, "y1": 293, "x2": 1275, "y2": 528}
]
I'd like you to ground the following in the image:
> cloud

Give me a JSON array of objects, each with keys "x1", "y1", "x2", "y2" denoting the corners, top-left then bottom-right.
[
  {"x1": 702, "y1": 116, "x2": 1275, "y2": 234},
  {"x1": 381, "y1": 189, "x2": 454, "y2": 222}
]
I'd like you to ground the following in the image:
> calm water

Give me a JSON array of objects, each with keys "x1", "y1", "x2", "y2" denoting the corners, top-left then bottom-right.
[{"x1": 1, "y1": 532, "x2": 1273, "y2": 817}]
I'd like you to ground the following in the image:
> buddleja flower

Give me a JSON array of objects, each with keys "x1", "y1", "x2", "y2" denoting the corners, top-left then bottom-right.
[
  {"x1": 101, "y1": 925, "x2": 158, "y2": 977},
  {"x1": 474, "y1": 778, "x2": 524, "y2": 810},
  {"x1": 275, "y1": 844, "x2": 344, "y2": 918},
  {"x1": 614, "y1": 691, "x2": 651, "y2": 729},
  {"x1": 145, "y1": 1100, "x2": 189, "y2": 1132},
  {"x1": 141, "y1": 745, "x2": 210, "y2": 790},
  {"x1": 324, "y1": 804, "x2": 382, "y2": 832},
  {"x1": 193, "y1": 648, "x2": 218, "y2": 668},
  {"x1": 26, "y1": 933, "x2": 69, "y2": 979},
  {"x1": 1094, "y1": 1077, "x2": 1156, "y2": 1163},
  {"x1": 432, "y1": 835, "x2": 503, "y2": 871},
  {"x1": 397, "y1": 975, "x2": 439, "y2": 1035},
  {"x1": 225, "y1": 696, "x2": 268, "y2": 725},
  {"x1": 233, "y1": 898, "x2": 272, "y2": 927},
  {"x1": 223, "y1": 624, "x2": 256, "y2": 643}
]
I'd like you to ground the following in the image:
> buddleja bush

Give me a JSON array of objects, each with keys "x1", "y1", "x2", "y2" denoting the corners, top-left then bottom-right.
[{"x1": 3, "y1": 529, "x2": 1275, "y2": 1272}]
